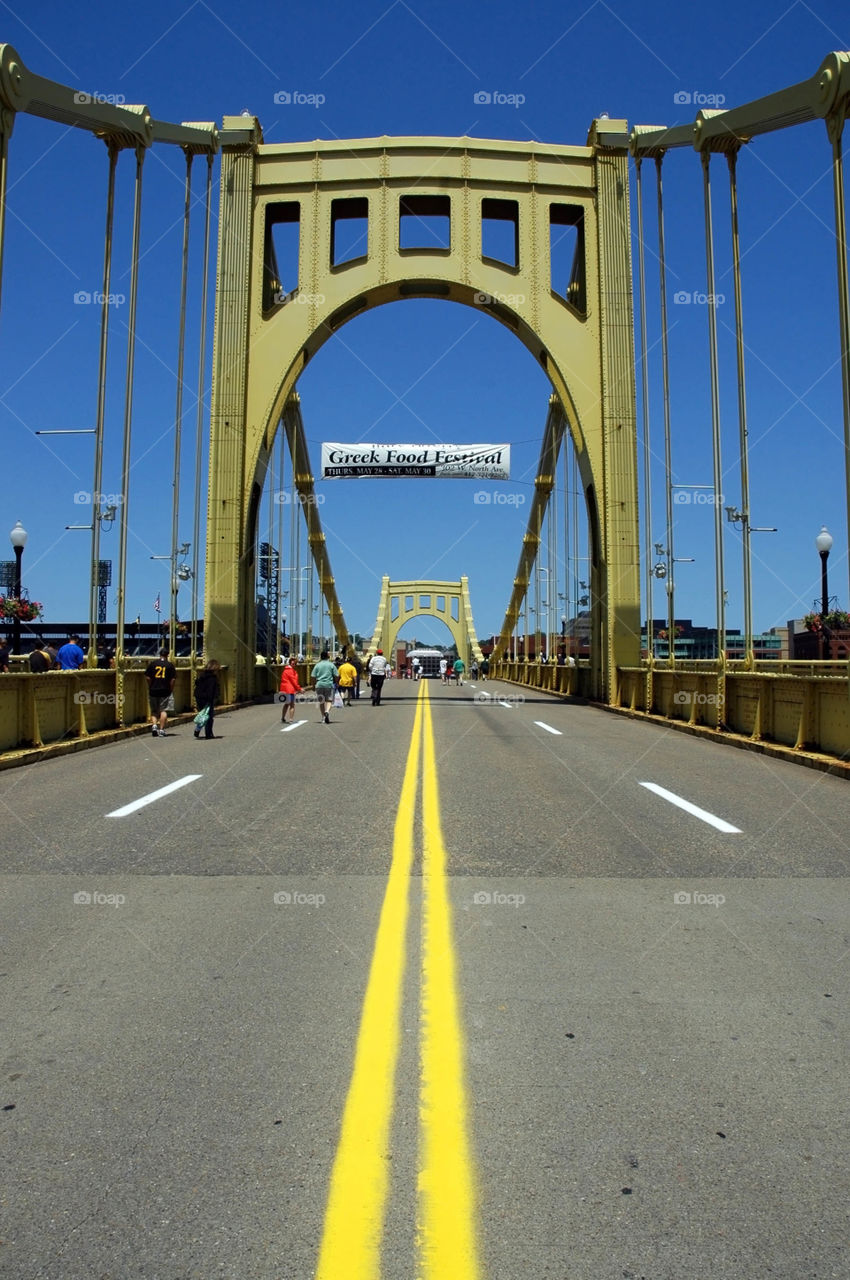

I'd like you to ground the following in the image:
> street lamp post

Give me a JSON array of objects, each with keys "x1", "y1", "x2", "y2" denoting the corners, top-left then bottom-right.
[
  {"x1": 816, "y1": 525, "x2": 833, "y2": 619},
  {"x1": 9, "y1": 521, "x2": 27, "y2": 658}
]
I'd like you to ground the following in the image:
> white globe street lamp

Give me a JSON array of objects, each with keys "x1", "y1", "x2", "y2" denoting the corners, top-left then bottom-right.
[{"x1": 816, "y1": 525, "x2": 833, "y2": 618}]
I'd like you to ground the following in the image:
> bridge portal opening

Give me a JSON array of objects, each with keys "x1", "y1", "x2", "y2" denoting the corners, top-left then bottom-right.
[
  {"x1": 264, "y1": 201, "x2": 301, "y2": 310},
  {"x1": 399, "y1": 194, "x2": 451, "y2": 251},
  {"x1": 331, "y1": 197, "x2": 369, "y2": 268},
  {"x1": 481, "y1": 198, "x2": 520, "y2": 269},
  {"x1": 549, "y1": 204, "x2": 586, "y2": 315},
  {"x1": 395, "y1": 618, "x2": 460, "y2": 673},
  {"x1": 281, "y1": 297, "x2": 596, "y2": 682}
]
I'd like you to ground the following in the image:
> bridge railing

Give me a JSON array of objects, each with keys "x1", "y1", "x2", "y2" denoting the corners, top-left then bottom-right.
[
  {"x1": 620, "y1": 666, "x2": 850, "y2": 758},
  {"x1": 0, "y1": 669, "x2": 197, "y2": 756},
  {"x1": 491, "y1": 659, "x2": 590, "y2": 699},
  {"x1": 0, "y1": 656, "x2": 324, "y2": 756},
  {"x1": 493, "y1": 657, "x2": 850, "y2": 759}
]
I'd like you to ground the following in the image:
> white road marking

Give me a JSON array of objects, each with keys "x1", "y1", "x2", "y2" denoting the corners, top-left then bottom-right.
[
  {"x1": 281, "y1": 720, "x2": 307, "y2": 733},
  {"x1": 107, "y1": 774, "x2": 202, "y2": 818},
  {"x1": 534, "y1": 721, "x2": 562, "y2": 735},
  {"x1": 498, "y1": 700, "x2": 513, "y2": 709},
  {"x1": 639, "y1": 781, "x2": 741, "y2": 833}
]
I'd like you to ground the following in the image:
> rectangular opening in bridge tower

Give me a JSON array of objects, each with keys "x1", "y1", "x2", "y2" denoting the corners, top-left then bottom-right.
[
  {"x1": 263, "y1": 202, "x2": 301, "y2": 311},
  {"x1": 549, "y1": 204, "x2": 586, "y2": 315},
  {"x1": 331, "y1": 197, "x2": 369, "y2": 267},
  {"x1": 481, "y1": 198, "x2": 519, "y2": 268},
  {"x1": 399, "y1": 195, "x2": 451, "y2": 252}
]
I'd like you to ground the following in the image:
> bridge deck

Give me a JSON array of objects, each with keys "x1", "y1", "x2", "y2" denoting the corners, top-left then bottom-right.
[{"x1": 2, "y1": 679, "x2": 847, "y2": 1277}]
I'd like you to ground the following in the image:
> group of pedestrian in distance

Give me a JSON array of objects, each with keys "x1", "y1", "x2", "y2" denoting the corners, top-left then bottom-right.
[
  {"x1": 437, "y1": 655, "x2": 471, "y2": 686},
  {"x1": 280, "y1": 649, "x2": 394, "y2": 724},
  {"x1": 2, "y1": 632, "x2": 484, "y2": 739},
  {"x1": 276, "y1": 646, "x2": 488, "y2": 724}
]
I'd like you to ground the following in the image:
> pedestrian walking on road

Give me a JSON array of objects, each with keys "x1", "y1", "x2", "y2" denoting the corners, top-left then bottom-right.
[
  {"x1": 350, "y1": 652, "x2": 363, "y2": 699},
  {"x1": 193, "y1": 659, "x2": 221, "y2": 739},
  {"x1": 145, "y1": 647, "x2": 177, "y2": 737},
  {"x1": 439, "y1": 656, "x2": 448, "y2": 683},
  {"x1": 368, "y1": 649, "x2": 391, "y2": 705},
  {"x1": 337, "y1": 656, "x2": 357, "y2": 705},
  {"x1": 279, "y1": 656, "x2": 301, "y2": 723},
  {"x1": 453, "y1": 656, "x2": 465, "y2": 686},
  {"x1": 479, "y1": 656, "x2": 489, "y2": 681},
  {"x1": 311, "y1": 650, "x2": 338, "y2": 724}
]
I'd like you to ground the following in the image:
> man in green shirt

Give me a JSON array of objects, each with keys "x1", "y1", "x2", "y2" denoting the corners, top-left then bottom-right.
[
  {"x1": 453, "y1": 657, "x2": 465, "y2": 686},
  {"x1": 311, "y1": 650, "x2": 339, "y2": 724}
]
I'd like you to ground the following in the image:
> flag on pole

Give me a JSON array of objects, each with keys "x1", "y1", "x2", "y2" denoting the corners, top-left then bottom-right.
[{"x1": 154, "y1": 593, "x2": 161, "y2": 614}]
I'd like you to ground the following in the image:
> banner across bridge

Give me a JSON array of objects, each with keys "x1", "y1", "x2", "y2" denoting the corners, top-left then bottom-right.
[{"x1": 320, "y1": 442, "x2": 510, "y2": 479}]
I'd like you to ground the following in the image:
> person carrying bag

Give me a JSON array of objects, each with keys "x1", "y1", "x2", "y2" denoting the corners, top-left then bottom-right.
[{"x1": 193, "y1": 659, "x2": 221, "y2": 740}]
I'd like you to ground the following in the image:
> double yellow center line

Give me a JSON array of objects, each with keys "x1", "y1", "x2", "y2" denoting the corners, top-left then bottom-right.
[{"x1": 315, "y1": 682, "x2": 480, "y2": 1280}]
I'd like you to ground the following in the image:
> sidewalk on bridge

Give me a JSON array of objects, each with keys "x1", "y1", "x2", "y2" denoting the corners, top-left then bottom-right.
[{"x1": 0, "y1": 699, "x2": 255, "y2": 773}]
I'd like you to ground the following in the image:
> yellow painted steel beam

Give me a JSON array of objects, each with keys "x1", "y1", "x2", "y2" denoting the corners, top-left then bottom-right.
[
  {"x1": 282, "y1": 396, "x2": 350, "y2": 653},
  {"x1": 631, "y1": 50, "x2": 850, "y2": 156},
  {"x1": 493, "y1": 398, "x2": 563, "y2": 662},
  {"x1": 0, "y1": 43, "x2": 219, "y2": 152}
]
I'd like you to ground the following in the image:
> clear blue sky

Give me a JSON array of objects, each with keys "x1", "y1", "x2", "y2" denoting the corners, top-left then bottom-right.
[{"x1": 1, "y1": 0, "x2": 848, "y2": 646}]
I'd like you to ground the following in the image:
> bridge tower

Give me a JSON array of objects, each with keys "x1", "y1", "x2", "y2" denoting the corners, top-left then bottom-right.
[{"x1": 206, "y1": 123, "x2": 640, "y2": 699}]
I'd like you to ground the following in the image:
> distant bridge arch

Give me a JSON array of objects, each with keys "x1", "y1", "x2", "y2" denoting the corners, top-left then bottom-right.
[{"x1": 367, "y1": 577, "x2": 484, "y2": 665}]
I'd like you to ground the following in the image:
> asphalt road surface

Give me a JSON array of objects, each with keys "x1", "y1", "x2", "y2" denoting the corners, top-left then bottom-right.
[{"x1": 2, "y1": 676, "x2": 849, "y2": 1279}]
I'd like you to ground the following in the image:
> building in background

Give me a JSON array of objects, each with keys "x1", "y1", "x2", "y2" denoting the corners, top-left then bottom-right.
[{"x1": 643, "y1": 620, "x2": 785, "y2": 660}]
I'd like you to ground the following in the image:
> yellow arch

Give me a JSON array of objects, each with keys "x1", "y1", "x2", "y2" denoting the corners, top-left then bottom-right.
[
  {"x1": 366, "y1": 577, "x2": 484, "y2": 664},
  {"x1": 206, "y1": 126, "x2": 639, "y2": 699}
]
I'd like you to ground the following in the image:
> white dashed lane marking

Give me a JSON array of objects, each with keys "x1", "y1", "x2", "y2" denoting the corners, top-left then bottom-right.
[
  {"x1": 639, "y1": 781, "x2": 741, "y2": 833},
  {"x1": 106, "y1": 775, "x2": 203, "y2": 818}
]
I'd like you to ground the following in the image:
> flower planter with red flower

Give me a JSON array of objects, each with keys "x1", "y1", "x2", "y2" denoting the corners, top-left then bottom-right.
[
  {"x1": 795, "y1": 610, "x2": 850, "y2": 659},
  {"x1": 0, "y1": 596, "x2": 42, "y2": 622}
]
